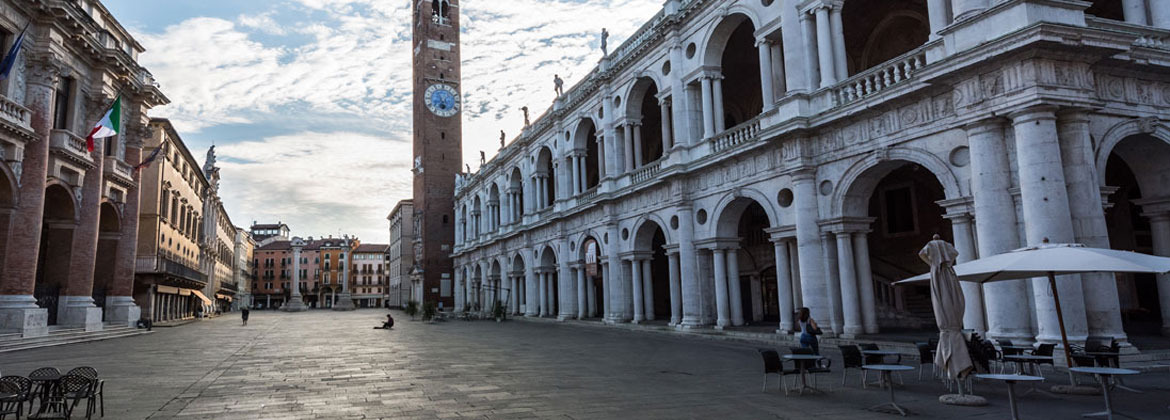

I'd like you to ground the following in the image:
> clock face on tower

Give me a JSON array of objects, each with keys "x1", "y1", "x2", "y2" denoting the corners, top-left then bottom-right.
[{"x1": 424, "y1": 84, "x2": 461, "y2": 117}]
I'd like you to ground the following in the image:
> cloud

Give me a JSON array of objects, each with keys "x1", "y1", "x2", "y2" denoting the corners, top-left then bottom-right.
[
  {"x1": 136, "y1": 0, "x2": 662, "y2": 237},
  {"x1": 215, "y1": 131, "x2": 412, "y2": 243}
]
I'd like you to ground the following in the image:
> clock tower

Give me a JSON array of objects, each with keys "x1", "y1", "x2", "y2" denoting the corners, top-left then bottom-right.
[{"x1": 411, "y1": 0, "x2": 461, "y2": 308}]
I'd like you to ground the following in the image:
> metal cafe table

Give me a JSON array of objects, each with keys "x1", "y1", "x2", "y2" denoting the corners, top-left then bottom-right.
[
  {"x1": 781, "y1": 354, "x2": 827, "y2": 395},
  {"x1": 1069, "y1": 366, "x2": 1140, "y2": 420},
  {"x1": 862, "y1": 364, "x2": 915, "y2": 416},
  {"x1": 974, "y1": 373, "x2": 1044, "y2": 420}
]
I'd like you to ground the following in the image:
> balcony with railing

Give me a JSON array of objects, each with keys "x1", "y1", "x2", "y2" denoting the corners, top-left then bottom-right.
[
  {"x1": 103, "y1": 156, "x2": 133, "y2": 185},
  {"x1": 0, "y1": 95, "x2": 32, "y2": 134},
  {"x1": 832, "y1": 47, "x2": 927, "y2": 108},
  {"x1": 630, "y1": 159, "x2": 664, "y2": 185},
  {"x1": 135, "y1": 254, "x2": 207, "y2": 284},
  {"x1": 49, "y1": 129, "x2": 93, "y2": 165},
  {"x1": 707, "y1": 111, "x2": 768, "y2": 156}
]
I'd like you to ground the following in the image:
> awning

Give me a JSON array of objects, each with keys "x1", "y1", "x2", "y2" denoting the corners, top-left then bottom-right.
[
  {"x1": 190, "y1": 290, "x2": 212, "y2": 305},
  {"x1": 215, "y1": 294, "x2": 233, "y2": 302},
  {"x1": 156, "y1": 285, "x2": 180, "y2": 295}
]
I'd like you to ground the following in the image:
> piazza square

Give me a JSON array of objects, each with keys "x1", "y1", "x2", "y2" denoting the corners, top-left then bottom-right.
[{"x1": 2, "y1": 0, "x2": 1170, "y2": 419}]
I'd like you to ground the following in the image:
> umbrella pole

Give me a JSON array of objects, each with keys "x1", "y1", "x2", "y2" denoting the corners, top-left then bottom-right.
[{"x1": 1047, "y1": 271, "x2": 1076, "y2": 385}]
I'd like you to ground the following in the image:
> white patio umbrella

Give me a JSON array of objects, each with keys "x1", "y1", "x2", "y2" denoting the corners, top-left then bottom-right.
[{"x1": 898, "y1": 240, "x2": 1170, "y2": 383}]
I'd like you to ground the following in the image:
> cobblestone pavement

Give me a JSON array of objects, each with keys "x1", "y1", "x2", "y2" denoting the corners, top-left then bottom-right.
[{"x1": 2, "y1": 309, "x2": 1168, "y2": 419}]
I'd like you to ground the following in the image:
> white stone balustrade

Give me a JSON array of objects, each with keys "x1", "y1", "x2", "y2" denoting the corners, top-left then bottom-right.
[
  {"x1": 0, "y1": 94, "x2": 32, "y2": 132},
  {"x1": 708, "y1": 114, "x2": 764, "y2": 155},
  {"x1": 834, "y1": 48, "x2": 927, "y2": 106},
  {"x1": 631, "y1": 159, "x2": 663, "y2": 185}
]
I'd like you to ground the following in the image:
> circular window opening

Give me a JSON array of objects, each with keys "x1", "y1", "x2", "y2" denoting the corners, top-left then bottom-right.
[
  {"x1": 570, "y1": 241, "x2": 576, "y2": 251},
  {"x1": 621, "y1": 228, "x2": 630, "y2": 240},
  {"x1": 670, "y1": 215, "x2": 679, "y2": 230},
  {"x1": 819, "y1": 180, "x2": 834, "y2": 196},
  {"x1": 950, "y1": 146, "x2": 971, "y2": 167},
  {"x1": 696, "y1": 209, "x2": 708, "y2": 225},
  {"x1": 685, "y1": 43, "x2": 697, "y2": 59},
  {"x1": 662, "y1": 61, "x2": 671, "y2": 76},
  {"x1": 604, "y1": 233, "x2": 609, "y2": 243},
  {"x1": 777, "y1": 188, "x2": 794, "y2": 208},
  {"x1": 761, "y1": 0, "x2": 774, "y2": 6},
  {"x1": 614, "y1": 96, "x2": 622, "y2": 107}
]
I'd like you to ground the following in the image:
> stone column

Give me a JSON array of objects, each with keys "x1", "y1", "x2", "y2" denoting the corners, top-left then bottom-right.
[
  {"x1": 632, "y1": 123, "x2": 644, "y2": 167},
  {"x1": 667, "y1": 249, "x2": 682, "y2": 325},
  {"x1": 792, "y1": 171, "x2": 828, "y2": 323},
  {"x1": 284, "y1": 238, "x2": 308, "y2": 311},
  {"x1": 700, "y1": 77, "x2": 715, "y2": 138},
  {"x1": 558, "y1": 253, "x2": 575, "y2": 320},
  {"x1": 927, "y1": 0, "x2": 949, "y2": 39},
  {"x1": 772, "y1": 239, "x2": 795, "y2": 333},
  {"x1": 576, "y1": 267, "x2": 587, "y2": 319},
  {"x1": 1152, "y1": 1, "x2": 1170, "y2": 29},
  {"x1": 800, "y1": 12, "x2": 820, "y2": 89},
  {"x1": 107, "y1": 133, "x2": 145, "y2": 327},
  {"x1": 1122, "y1": 0, "x2": 1149, "y2": 25},
  {"x1": 829, "y1": 5, "x2": 848, "y2": 82},
  {"x1": 623, "y1": 124, "x2": 635, "y2": 172},
  {"x1": 712, "y1": 77, "x2": 726, "y2": 132},
  {"x1": 631, "y1": 257, "x2": 645, "y2": 323},
  {"x1": 835, "y1": 232, "x2": 862, "y2": 337},
  {"x1": 570, "y1": 156, "x2": 581, "y2": 195},
  {"x1": 1011, "y1": 106, "x2": 1088, "y2": 343},
  {"x1": 595, "y1": 135, "x2": 607, "y2": 178},
  {"x1": 538, "y1": 271, "x2": 548, "y2": 316},
  {"x1": 1059, "y1": 110, "x2": 1125, "y2": 341},
  {"x1": 0, "y1": 59, "x2": 58, "y2": 337},
  {"x1": 605, "y1": 224, "x2": 626, "y2": 322},
  {"x1": 822, "y1": 231, "x2": 843, "y2": 334},
  {"x1": 677, "y1": 207, "x2": 702, "y2": 328},
  {"x1": 525, "y1": 260, "x2": 538, "y2": 316},
  {"x1": 334, "y1": 240, "x2": 355, "y2": 310},
  {"x1": 948, "y1": 212, "x2": 985, "y2": 333},
  {"x1": 953, "y1": 0, "x2": 989, "y2": 21},
  {"x1": 588, "y1": 275, "x2": 598, "y2": 317},
  {"x1": 640, "y1": 259, "x2": 654, "y2": 321},
  {"x1": 712, "y1": 248, "x2": 730, "y2": 328},
  {"x1": 659, "y1": 99, "x2": 673, "y2": 151},
  {"x1": 1145, "y1": 212, "x2": 1170, "y2": 336},
  {"x1": 967, "y1": 118, "x2": 1032, "y2": 342},
  {"x1": 727, "y1": 248, "x2": 744, "y2": 326},
  {"x1": 814, "y1": 6, "x2": 837, "y2": 88},
  {"x1": 853, "y1": 233, "x2": 878, "y2": 334},
  {"x1": 789, "y1": 241, "x2": 803, "y2": 308},
  {"x1": 454, "y1": 268, "x2": 464, "y2": 311},
  {"x1": 757, "y1": 39, "x2": 775, "y2": 107}
]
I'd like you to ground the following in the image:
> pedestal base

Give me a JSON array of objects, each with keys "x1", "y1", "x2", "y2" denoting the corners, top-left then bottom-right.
[
  {"x1": 283, "y1": 297, "x2": 309, "y2": 312},
  {"x1": 0, "y1": 295, "x2": 48, "y2": 337},
  {"x1": 104, "y1": 296, "x2": 141, "y2": 328},
  {"x1": 58, "y1": 296, "x2": 104, "y2": 331},
  {"x1": 939, "y1": 394, "x2": 988, "y2": 406},
  {"x1": 332, "y1": 293, "x2": 355, "y2": 311}
]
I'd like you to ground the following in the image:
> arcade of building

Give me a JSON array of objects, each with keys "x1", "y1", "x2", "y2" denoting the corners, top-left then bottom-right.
[{"x1": 452, "y1": 0, "x2": 1170, "y2": 349}]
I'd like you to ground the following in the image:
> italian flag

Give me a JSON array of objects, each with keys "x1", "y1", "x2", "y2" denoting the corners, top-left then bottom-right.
[{"x1": 86, "y1": 96, "x2": 121, "y2": 152}]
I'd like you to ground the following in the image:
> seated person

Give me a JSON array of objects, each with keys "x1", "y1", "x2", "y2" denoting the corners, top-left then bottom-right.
[{"x1": 375, "y1": 314, "x2": 395, "y2": 329}]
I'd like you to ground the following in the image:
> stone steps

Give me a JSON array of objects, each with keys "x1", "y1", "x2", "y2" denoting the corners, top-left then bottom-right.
[{"x1": 0, "y1": 324, "x2": 151, "y2": 354}]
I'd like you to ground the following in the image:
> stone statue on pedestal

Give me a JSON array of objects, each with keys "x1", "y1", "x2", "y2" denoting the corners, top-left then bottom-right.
[
  {"x1": 499, "y1": 130, "x2": 506, "y2": 149},
  {"x1": 480, "y1": 151, "x2": 486, "y2": 165},
  {"x1": 601, "y1": 28, "x2": 609, "y2": 56},
  {"x1": 521, "y1": 106, "x2": 530, "y2": 127},
  {"x1": 554, "y1": 74, "x2": 564, "y2": 97}
]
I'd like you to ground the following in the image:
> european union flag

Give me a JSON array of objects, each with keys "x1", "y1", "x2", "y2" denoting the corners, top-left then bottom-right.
[{"x1": 0, "y1": 24, "x2": 28, "y2": 81}]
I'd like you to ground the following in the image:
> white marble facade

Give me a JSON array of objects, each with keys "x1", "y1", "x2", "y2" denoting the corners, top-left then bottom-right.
[{"x1": 452, "y1": 0, "x2": 1170, "y2": 347}]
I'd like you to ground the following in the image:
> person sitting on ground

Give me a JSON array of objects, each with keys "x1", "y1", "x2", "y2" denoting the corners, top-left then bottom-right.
[{"x1": 375, "y1": 313, "x2": 394, "y2": 329}]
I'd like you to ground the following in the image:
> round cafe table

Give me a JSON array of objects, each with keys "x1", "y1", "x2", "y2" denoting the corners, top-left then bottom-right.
[
  {"x1": 781, "y1": 354, "x2": 826, "y2": 395},
  {"x1": 974, "y1": 374, "x2": 1043, "y2": 420},
  {"x1": 862, "y1": 364, "x2": 915, "y2": 417},
  {"x1": 28, "y1": 372, "x2": 66, "y2": 416},
  {"x1": 1069, "y1": 367, "x2": 1140, "y2": 420}
]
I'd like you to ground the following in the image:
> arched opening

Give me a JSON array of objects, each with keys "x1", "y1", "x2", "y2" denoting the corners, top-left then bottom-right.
[
  {"x1": 539, "y1": 245, "x2": 558, "y2": 316},
  {"x1": 633, "y1": 221, "x2": 670, "y2": 321},
  {"x1": 489, "y1": 260, "x2": 502, "y2": 310},
  {"x1": 472, "y1": 264, "x2": 483, "y2": 311},
  {"x1": 578, "y1": 235, "x2": 605, "y2": 319},
  {"x1": 510, "y1": 253, "x2": 526, "y2": 314},
  {"x1": 92, "y1": 202, "x2": 122, "y2": 314},
  {"x1": 710, "y1": 15, "x2": 762, "y2": 129},
  {"x1": 509, "y1": 167, "x2": 524, "y2": 222},
  {"x1": 1103, "y1": 133, "x2": 1170, "y2": 336},
  {"x1": 35, "y1": 184, "x2": 79, "y2": 326},
  {"x1": 573, "y1": 119, "x2": 602, "y2": 189},
  {"x1": 627, "y1": 79, "x2": 664, "y2": 166},
  {"x1": 488, "y1": 184, "x2": 500, "y2": 232},
  {"x1": 432, "y1": 0, "x2": 451, "y2": 24},
  {"x1": 472, "y1": 195, "x2": 483, "y2": 237},
  {"x1": 715, "y1": 197, "x2": 776, "y2": 326},
  {"x1": 536, "y1": 147, "x2": 555, "y2": 209},
  {"x1": 845, "y1": 161, "x2": 949, "y2": 331},
  {"x1": 0, "y1": 167, "x2": 16, "y2": 282},
  {"x1": 842, "y1": 1, "x2": 930, "y2": 76},
  {"x1": 1085, "y1": 0, "x2": 1124, "y2": 21}
]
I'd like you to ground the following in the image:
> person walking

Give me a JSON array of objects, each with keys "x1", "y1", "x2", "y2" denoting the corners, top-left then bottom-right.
[
  {"x1": 241, "y1": 307, "x2": 250, "y2": 326},
  {"x1": 796, "y1": 307, "x2": 822, "y2": 354}
]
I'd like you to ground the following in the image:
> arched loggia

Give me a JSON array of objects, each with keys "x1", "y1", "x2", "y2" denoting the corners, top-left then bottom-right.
[
  {"x1": 703, "y1": 13, "x2": 763, "y2": 133},
  {"x1": 537, "y1": 245, "x2": 558, "y2": 317},
  {"x1": 535, "y1": 147, "x2": 555, "y2": 210},
  {"x1": 712, "y1": 197, "x2": 776, "y2": 328},
  {"x1": 842, "y1": 1, "x2": 930, "y2": 76},
  {"x1": 35, "y1": 184, "x2": 79, "y2": 326},
  {"x1": 631, "y1": 220, "x2": 670, "y2": 323},
  {"x1": 92, "y1": 202, "x2": 122, "y2": 314},
  {"x1": 626, "y1": 78, "x2": 666, "y2": 168}
]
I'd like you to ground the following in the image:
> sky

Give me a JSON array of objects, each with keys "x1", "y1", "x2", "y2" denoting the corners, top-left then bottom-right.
[{"x1": 102, "y1": 0, "x2": 662, "y2": 243}]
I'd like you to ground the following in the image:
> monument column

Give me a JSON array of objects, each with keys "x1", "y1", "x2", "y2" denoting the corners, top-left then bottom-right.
[
  {"x1": 283, "y1": 238, "x2": 308, "y2": 311},
  {"x1": 334, "y1": 238, "x2": 355, "y2": 310}
]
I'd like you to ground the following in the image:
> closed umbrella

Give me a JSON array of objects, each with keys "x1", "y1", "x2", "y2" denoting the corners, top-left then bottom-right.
[
  {"x1": 918, "y1": 235, "x2": 974, "y2": 386},
  {"x1": 899, "y1": 240, "x2": 1170, "y2": 384}
]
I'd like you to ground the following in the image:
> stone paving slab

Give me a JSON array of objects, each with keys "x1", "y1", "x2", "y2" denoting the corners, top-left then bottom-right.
[{"x1": 1, "y1": 309, "x2": 1168, "y2": 419}]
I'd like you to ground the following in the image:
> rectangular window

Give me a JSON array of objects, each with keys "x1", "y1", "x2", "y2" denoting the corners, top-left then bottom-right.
[
  {"x1": 52, "y1": 77, "x2": 73, "y2": 130},
  {"x1": 881, "y1": 184, "x2": 918, "y2": 235}
]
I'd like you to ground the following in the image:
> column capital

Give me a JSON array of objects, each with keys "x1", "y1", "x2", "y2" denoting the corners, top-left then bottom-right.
[
  {"x1": 26, "y1": 52, "x2": 66, "y2": 87},
  {"x1": 1055, "y1": 107, "x2": 1095, "y2": 124},
  {"x1": 936, "y1": 196, "x2": 975, "y2": 220},
  {"x1": 764, "y1": 225, "x2": 796, "y2": 242},
  {"x1": 663, "y1": 243, "x2": 680, "y2": 256},
  {"x1": 790, "y1": 168, "x2": 818, "y2": 183},
  {"x1": 1007, "y1": 105, "x2": 1060, "y2": 125},
  {"x1": 963, "y1": 116, "x2": 1007, "y2": 134},
  {"x1": 1135, "y1": 196, "x2": 1170, "y2": 218},
  {"x1": 818, "y1": 217, "x2": 874, "y2": 234}
]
